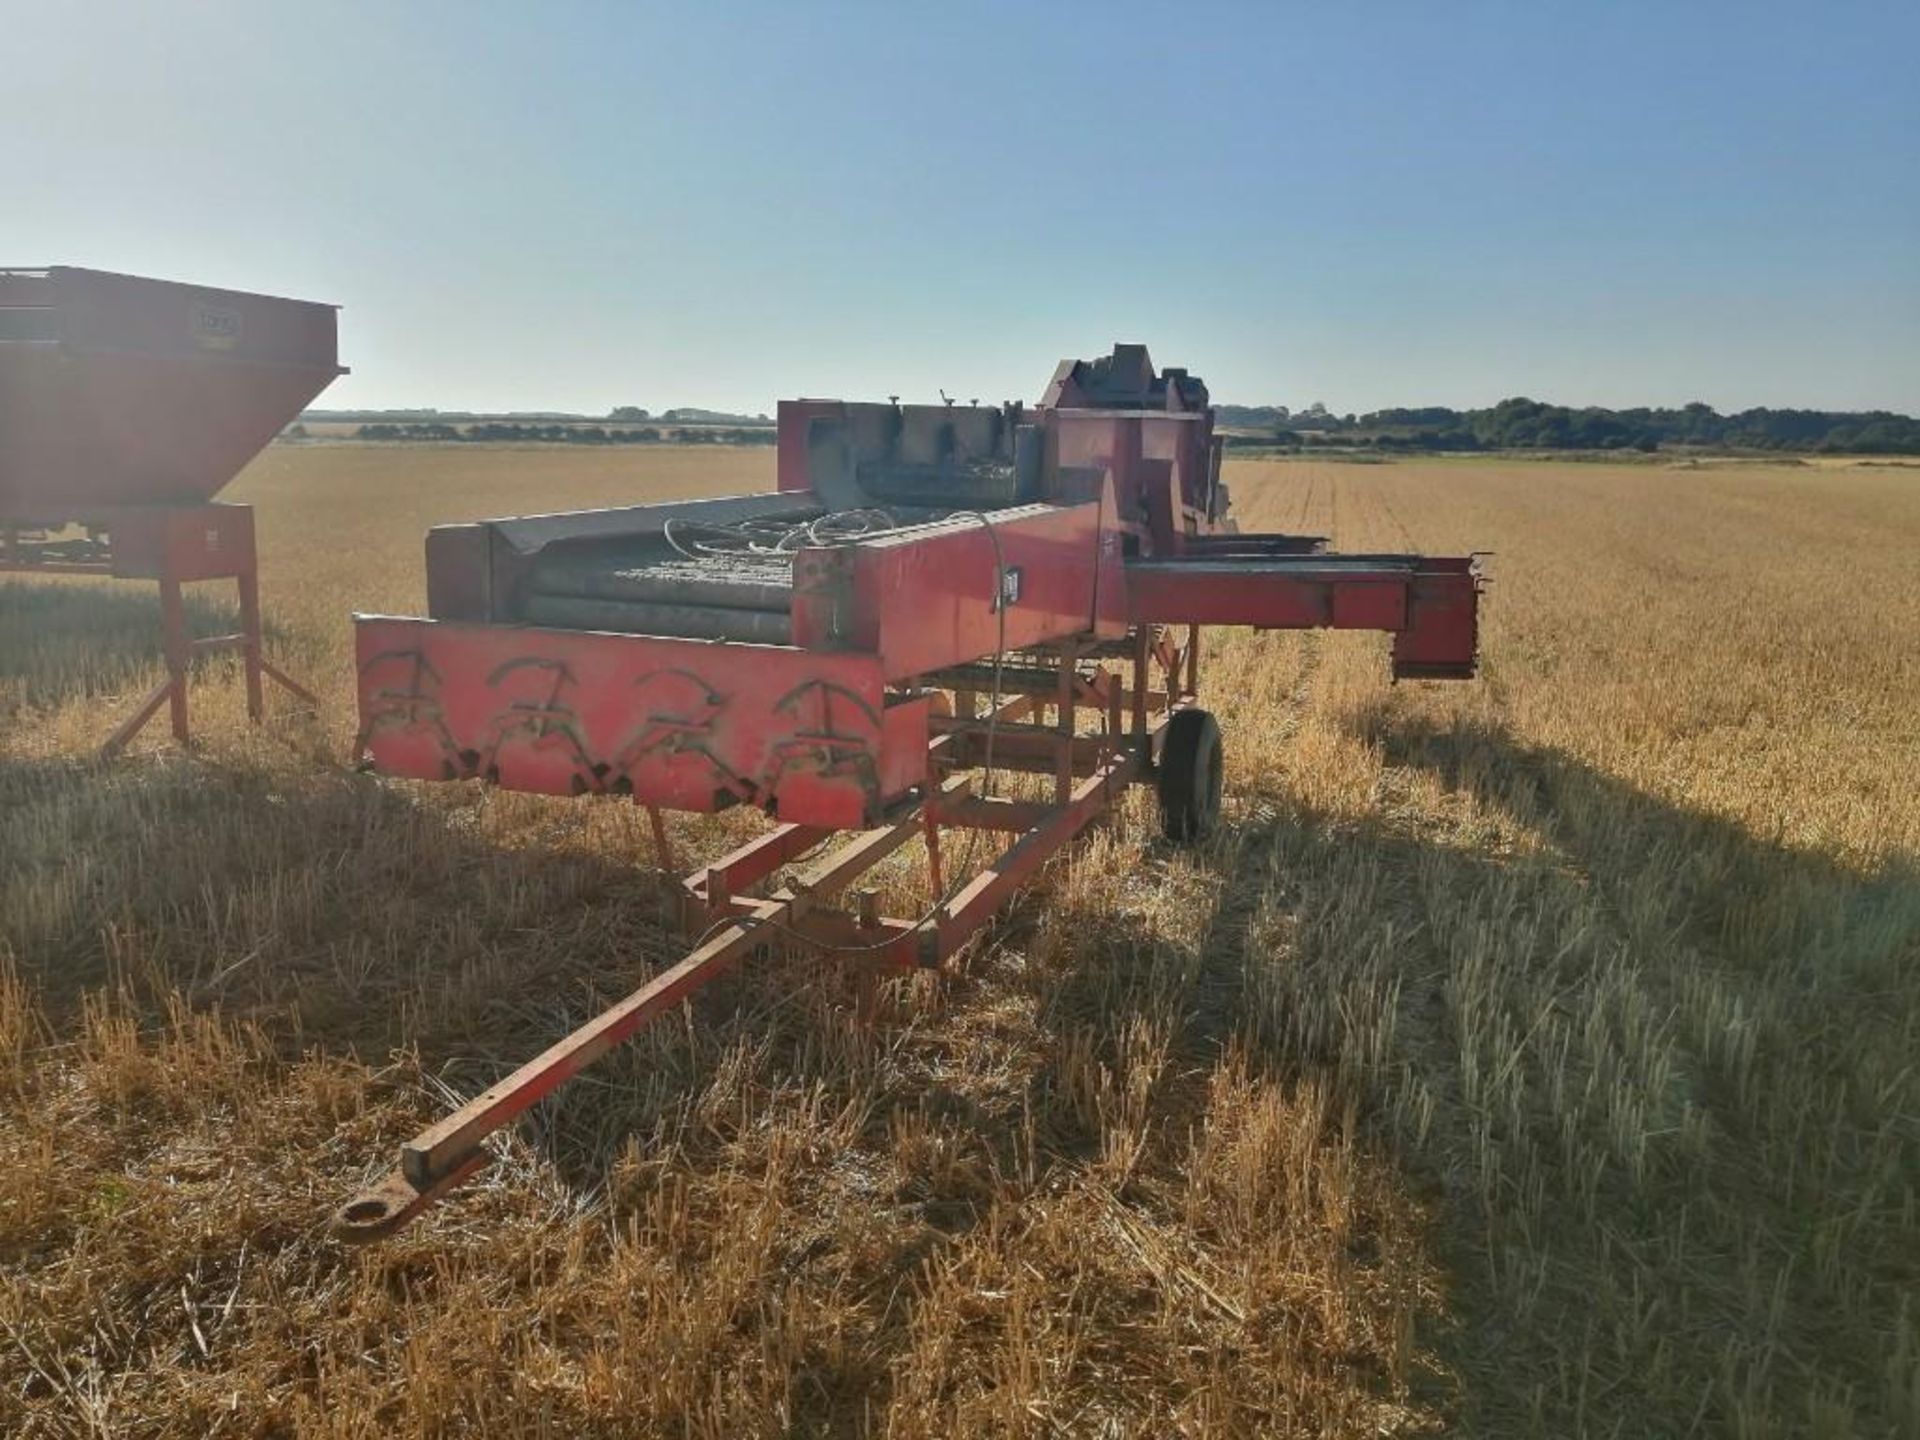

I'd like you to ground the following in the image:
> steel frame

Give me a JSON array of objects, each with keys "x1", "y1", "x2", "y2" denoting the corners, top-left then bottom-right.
[
  {"x1": 331, "y1": 347, "x2": 1480, "y2": 1241},
  {"x1": 1, "y1": 503, "x2": 315, "y2": 756},
  {"x1": 332, "y1": 632, "x2": 1193, "y2": 1242}
]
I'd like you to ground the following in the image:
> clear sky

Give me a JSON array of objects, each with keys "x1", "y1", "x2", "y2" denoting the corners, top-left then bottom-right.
[{"x1": 8, "y1": 1, "x2": 1917, "y2": 415}]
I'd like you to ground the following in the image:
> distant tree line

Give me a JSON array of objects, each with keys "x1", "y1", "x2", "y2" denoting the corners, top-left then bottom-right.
[
  {"x1": 606, "y1": 405, "x2": 774, "y2": 425},
  {"x1": 334, "y1": 398, "x2": 1920, "y2": 455},
  {"x1": 1223, "y1": 398, "x2": 1920, "y2": 454},
  {"x1": 353, "y1": 422, "x2": 775, "y2": 446}
]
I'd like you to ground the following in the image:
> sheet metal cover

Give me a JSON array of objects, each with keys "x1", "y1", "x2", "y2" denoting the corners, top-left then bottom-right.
[{"x1": 0, "y1": 266, "x2": 344, "y2": 519}]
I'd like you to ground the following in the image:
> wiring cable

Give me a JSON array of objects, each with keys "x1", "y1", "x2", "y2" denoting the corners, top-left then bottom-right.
[
  {"x1": 679, "y1": 508, "x2": 1018, "y2": 961},
  {"x1": 661, "y1": 509, "x2": 901, "y2": 561}
]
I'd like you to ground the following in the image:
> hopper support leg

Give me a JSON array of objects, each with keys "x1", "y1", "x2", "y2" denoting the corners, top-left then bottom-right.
[{"x1": 92, "y1": 518, "x2": 315, "y2": 758}]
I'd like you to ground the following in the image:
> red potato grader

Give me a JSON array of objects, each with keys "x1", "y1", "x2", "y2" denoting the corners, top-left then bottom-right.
[
  {"x1": 0, "y1": 267, "x2": 342, "y2": 753},
  {"x1": 336, "y1": 345, "x2": 1483, "y2": 1239}
]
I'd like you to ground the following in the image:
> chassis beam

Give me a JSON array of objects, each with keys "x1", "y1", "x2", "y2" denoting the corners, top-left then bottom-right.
[{"x1": 332, "y1": 645, "x2": 1178, "y2": 1243}]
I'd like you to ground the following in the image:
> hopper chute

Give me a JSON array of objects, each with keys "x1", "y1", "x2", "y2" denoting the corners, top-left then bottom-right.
[{"x1": 0, "y1": 265, "x2": 344, "y2": 521}]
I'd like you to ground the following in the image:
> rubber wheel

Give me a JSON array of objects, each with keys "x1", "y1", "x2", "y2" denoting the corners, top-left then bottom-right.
[{"x1": 1158, "y1": 708, "x2": 1223, "y2": 842}]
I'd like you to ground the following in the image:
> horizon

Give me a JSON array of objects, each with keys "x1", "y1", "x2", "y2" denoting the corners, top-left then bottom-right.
[
  {"x1": 10, "y1": 3, "x2": 1918, "y2": 416},
  {"x1": 296, "y1": 386, "x2": 1920, "y2": 421}
]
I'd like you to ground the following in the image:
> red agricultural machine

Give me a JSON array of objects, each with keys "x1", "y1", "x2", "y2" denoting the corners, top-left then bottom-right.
[
  {"x1": 335, "y1": 344, "x2": 1483, "y2": 1240},
  {"x1": 0, "y1": 267, "x2": 343, "y2": 754}
]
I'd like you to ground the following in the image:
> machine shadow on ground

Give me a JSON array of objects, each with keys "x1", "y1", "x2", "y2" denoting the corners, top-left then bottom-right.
[
  {"x1": 6, "y1": 710, "x2": 1914, "y2": 1431},
  {"x1": 1330, "y1": 715, "x2": 1920, "y2": 1431},
  {"x1": 0, "y1": 749, "x2": 675, "y2": 1044},
  {"x1": 0, "y1": 579, "x2": 286, "y2": 715},
  {"x1": 894, "y1": 711, "x2": 1918, "y2": 1430}
]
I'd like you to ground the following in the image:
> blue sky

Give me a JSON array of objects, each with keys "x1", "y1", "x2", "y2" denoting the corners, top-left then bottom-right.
[{"x1": 8, "y1": 2, "x2": 1916, "y2": 414}]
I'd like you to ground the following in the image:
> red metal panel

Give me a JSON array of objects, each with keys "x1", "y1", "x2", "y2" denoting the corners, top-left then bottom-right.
[
  {"x1": 0, "y1": 271, "x2": 57, "y2": 307},
  {"x1": 776, "y1": 399, "x2": 844, "y2": 494},
  {"x1": 790, "y1": 502, "x2": 1103, "y2": 679},
  {"x1": 355, "y1": 617, "x2": 926, "y2": 826},
  {"x1": 1391, "y1": 560, "x2": 1483, "y2": 679},
  {"x1": 1048, "y1": 409, "x2": 1215, "y2": 555},
  {"x1": 0, "y1": 267, "x2": 343, "y2": 521},
  {"x1": 1091, "y1": 474, "x2": 1130, "y2": 639},
  {"x1": 1330, "y1": 581, "x2": 1408, "y2": 630},
  {"x1": 879, "y1": 692, "x2": 933, "y2": 796},
  {"x1": 48, "y1": 267, "x2": 338, "y2": 367},
  {"x1": 1125, "y1": 562, "x2": 1411, "y2": 631},
  {"x1": 103, "y1": 503, "x2": 255, "y2": 582}
]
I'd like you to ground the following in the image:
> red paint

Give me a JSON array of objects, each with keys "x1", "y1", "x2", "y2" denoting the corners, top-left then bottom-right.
[
  {"x1": 355, "y1": 617, "x2": 927, "y2": 826},
  {"x1": 332, "y1": 347, "x2": 1486, "y2": 1239},
  {"x1": 791, "y1": 501, "x2": 1105, "y2": 677},
  {"x1": 0, "y1": 266, "x2": 344, "y2": 520}
]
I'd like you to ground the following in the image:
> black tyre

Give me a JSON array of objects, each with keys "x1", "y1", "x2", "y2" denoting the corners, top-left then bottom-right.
[{"x1": 1158, "y1": 708, "x2": 1223, "y2": 842}]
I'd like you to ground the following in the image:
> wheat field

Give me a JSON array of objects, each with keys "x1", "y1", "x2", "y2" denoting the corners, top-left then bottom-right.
[{"x1": 2, "y1": 446, "x2": 1916, "y2": 1437}]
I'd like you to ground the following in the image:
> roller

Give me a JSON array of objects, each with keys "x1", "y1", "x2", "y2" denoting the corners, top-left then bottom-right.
[
  {"x1": 522, "y1": 593, "x2": 793, "y2": 644},
  {"x1": 529, "y1": 551, "x2": 794, "y2": 611}
]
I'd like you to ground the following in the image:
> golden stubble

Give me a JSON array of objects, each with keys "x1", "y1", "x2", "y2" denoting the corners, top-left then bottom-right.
[{"x1": 1, "y1": 446, "x2": 1914, "y2": 1437}]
